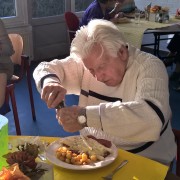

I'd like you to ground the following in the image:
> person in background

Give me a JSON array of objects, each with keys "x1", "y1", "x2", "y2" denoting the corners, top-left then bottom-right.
[
  {"x1": 33, "y1": 19, "x2": 176, "y2": 166},
  {"x1": 164, "y1": 34, "x2": 180, "y2": 80},
  {"x1": 174, "y1": 81, "x2": 180, "y2": 91},
  {"x1": 163, "y1": 34, "x2": 180, "y2": 92},
  {"x1": 0, "y1": 18, "x2": 14, "y2": 114},
  {"x1": 80, "y1": 0, "x2": 125, "y2": 26},
  {"x1": 116, "y1": 0, "x2": 136, "y2": 13}
]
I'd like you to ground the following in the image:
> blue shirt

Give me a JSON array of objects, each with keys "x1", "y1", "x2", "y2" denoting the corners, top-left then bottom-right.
[{"x1": 80, "y1": 0, "x2": 110, "y2": 27}]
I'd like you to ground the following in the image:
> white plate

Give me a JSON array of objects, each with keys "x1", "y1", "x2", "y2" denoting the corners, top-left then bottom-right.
[
  {"x1": 45, "y1": 136, "x2": 118, "y2": 170},
  {"x1": 117, "y1": 17, "x2": 131, "y2": 24},
  {"x1": 175, "y1": 15, "x2": 180, "y2": 19}
]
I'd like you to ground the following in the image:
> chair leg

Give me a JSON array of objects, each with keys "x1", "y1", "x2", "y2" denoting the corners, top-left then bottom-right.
[
  {"x1": 8, "y1": 84, "x2": 21, "y2": 135},
  {"x1": 25, "y1": 61, "x2": 36, "y2": 121},
  {"x1": 173, "y1": 129, "x2": 180, "y2": 177}
]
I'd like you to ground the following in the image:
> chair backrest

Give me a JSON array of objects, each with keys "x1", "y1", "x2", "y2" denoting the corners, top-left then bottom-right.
[
  {"x1": 64, "y1": 12, "x2": 79, "y2": 43},
  {"x1": 173, "y1": 128, "x2": 180, "y2": 177},
  {"x1": 8, "y1": 34, "x2": 23, "y2": 65}
]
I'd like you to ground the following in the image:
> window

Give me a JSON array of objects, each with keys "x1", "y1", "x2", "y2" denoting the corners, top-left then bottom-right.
[
  {"x1": 1, "y1": 0, "x2": 28, "y2": 27},
  {"x1": 32, "y1": 0, "x2": 65, "y2": 18},
  {"x1": 75, "y1": 0, "x2": 93, "y2": 12},
  {"x1": 1, "y1": 0, "x2": 95, "y2": 26},
  {"x1": 0, "y1": 0, "x2": 16, "y2": 18}
]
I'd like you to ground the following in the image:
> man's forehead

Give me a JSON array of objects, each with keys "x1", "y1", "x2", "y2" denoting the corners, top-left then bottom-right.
[
  {"x1": 92, "y1": 43, "x2": 103, "y2": 60},
  {"x1": 83, "y1": 44, "x2": 104, "y2": 68}
]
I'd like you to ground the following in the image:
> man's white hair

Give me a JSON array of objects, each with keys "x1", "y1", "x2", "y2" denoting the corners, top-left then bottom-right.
[{"x1": 70, "y1": 19, "x2": 127, "y2": 60}]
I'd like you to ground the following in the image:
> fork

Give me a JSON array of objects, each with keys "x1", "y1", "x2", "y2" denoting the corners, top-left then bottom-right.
[
  {"x1": 55, "y1": 100, "x2": 65, "y2": 109},
  {"x1": 38, "y1": 153, "x2": 47, "y2": 161},
  {"x1": 102, "y1": 160, "x2": 128, "y2": 180}
]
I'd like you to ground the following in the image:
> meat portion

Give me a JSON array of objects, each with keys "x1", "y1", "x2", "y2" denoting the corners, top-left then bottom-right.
[{"x1": 87, "y1": 135, "x2": 112, "y2": 148}]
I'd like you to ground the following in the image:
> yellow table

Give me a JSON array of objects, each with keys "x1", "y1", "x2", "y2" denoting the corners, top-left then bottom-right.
[
  {"x1": 116, "y1": 18, "x2": 180, "y2": 49},
  {"x1": 6, "y1": 136, "x2": 173, "y2": 180}
]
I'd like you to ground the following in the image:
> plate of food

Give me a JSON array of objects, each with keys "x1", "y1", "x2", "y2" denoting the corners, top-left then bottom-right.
[
  {"x1": 45, "y1": 135, "x2": 118, "y2": 170},
  {"x1": 117, "y1": 17, "x2": 131, "y2": 23},
  {"x1": 175, "y1": 15, "x2": 180, "y2": 19}
]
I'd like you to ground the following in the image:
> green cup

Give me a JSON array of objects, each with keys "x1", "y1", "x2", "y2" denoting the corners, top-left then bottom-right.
[{"x1": 0, "y1": 115, "x2": 8, "y2": 170}]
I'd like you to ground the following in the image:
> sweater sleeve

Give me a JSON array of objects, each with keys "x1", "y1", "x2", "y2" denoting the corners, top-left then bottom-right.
[
  {"x1": 0, "y1": 19, "x2": 14, "y2": 57},
  {"x1": 33, "y1": 57, "x2": 84, "y2": 95}
]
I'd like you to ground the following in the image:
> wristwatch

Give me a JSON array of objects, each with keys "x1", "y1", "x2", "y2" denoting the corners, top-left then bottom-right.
[{"x1": 77, "y1": 108, "x2": 87, "y2": 127}]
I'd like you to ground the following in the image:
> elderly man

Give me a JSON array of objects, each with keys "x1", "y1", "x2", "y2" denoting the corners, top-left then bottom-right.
[{"x1": 33, "y1": 19, "x2": 176, "y2": 166}]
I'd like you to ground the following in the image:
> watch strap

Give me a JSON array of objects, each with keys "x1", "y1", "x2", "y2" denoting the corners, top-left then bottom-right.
[
  {"x1": 78, "y1": 108, "x2": 86, "y2": 118},
  {"x1": 78, "y1": 108, "x2": 87, "y2": 127}
]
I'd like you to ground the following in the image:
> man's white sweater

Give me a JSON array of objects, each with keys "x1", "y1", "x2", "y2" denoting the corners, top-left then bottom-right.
[{"x1": 33, "y1": 45, "x2": 176, "y2": 165}]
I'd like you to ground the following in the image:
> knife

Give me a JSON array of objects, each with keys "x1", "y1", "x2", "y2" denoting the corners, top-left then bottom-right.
[
  {"x1": 80, "y1": 134, "x2": 93, "y2": 151},
  {"x1": 55, "y1": 100, "x2": 65, "y2": 109}
]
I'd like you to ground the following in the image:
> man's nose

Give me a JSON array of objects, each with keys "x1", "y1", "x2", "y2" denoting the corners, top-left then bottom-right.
[{"x1": 95, "y1": 72, "x2": 105, "y2": 82}]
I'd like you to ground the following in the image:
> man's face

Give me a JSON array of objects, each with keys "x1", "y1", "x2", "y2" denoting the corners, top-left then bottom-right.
[{"x1": 83, "y1": 44, "x2": 128, "y2": 87}]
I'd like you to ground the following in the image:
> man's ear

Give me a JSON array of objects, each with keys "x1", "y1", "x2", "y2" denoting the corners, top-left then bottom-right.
[{"x1": 118, "y1": 45, "x2": 128, "y2": 61}]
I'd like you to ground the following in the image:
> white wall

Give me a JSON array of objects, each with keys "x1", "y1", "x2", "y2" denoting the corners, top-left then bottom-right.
[
  {"x1": 32, "y1": 16, "x2": 69, "y2": 61},
  {"x1": 3, "y1": 0, "x2": 74, "y2": 62},
  {"x1": 135, "y1": 0, "x2": 180, "y2": 15},
  {"x1": 4, "y1": 0, "x2": 34, "y2": 61}
]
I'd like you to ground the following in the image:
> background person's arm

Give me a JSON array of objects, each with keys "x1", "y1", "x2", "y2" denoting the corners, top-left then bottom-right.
[
  {"x1": 0, "y1": 19, "x2": 14, "y2": 56},
  {"x1": 0, "y1": 73, "x2": 7, "y2": 107}
]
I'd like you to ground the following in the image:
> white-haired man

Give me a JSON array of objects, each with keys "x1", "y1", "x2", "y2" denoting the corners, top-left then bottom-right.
[{"x1": 33, "y1": 19, "x2": 176, "y2": 166}]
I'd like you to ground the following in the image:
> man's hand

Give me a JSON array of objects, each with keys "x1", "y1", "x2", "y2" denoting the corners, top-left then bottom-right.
[
  {"x1": 56, "y1": 106, "x2": 84, "y2": 132},
  {"x1": 111, "y1": 12, "x2": 124, "y2": 23},
  {"x1": 114, "y1": 2, "x2": 121, "y2": 12},
  {"x1": 116, "y1": 12, "x2": 124, "y2": 18},
  {"x1": 41, "y1": 82, "x2": 67, "y2": 108}
]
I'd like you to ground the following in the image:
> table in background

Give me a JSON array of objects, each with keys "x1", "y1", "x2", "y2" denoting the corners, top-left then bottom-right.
[
  {"x1": 116, "y1": 18, "x2": 180, "y2": 51},
  {"x1": 143, "y1": 24, "x2": 180, "y2": 59},
  {"x1": 7, "y1": 136, "x2": 180, "y2": 180}
]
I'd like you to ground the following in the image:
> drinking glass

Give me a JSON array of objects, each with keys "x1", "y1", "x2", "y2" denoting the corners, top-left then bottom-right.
[{"x1": 134, "y1": 10, "x2": 141, "y2": 24}]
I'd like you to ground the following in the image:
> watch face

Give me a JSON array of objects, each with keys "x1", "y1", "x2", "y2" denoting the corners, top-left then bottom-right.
[{"x1": 78, "y1": 115, "x2": 86, "y2": 124}]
